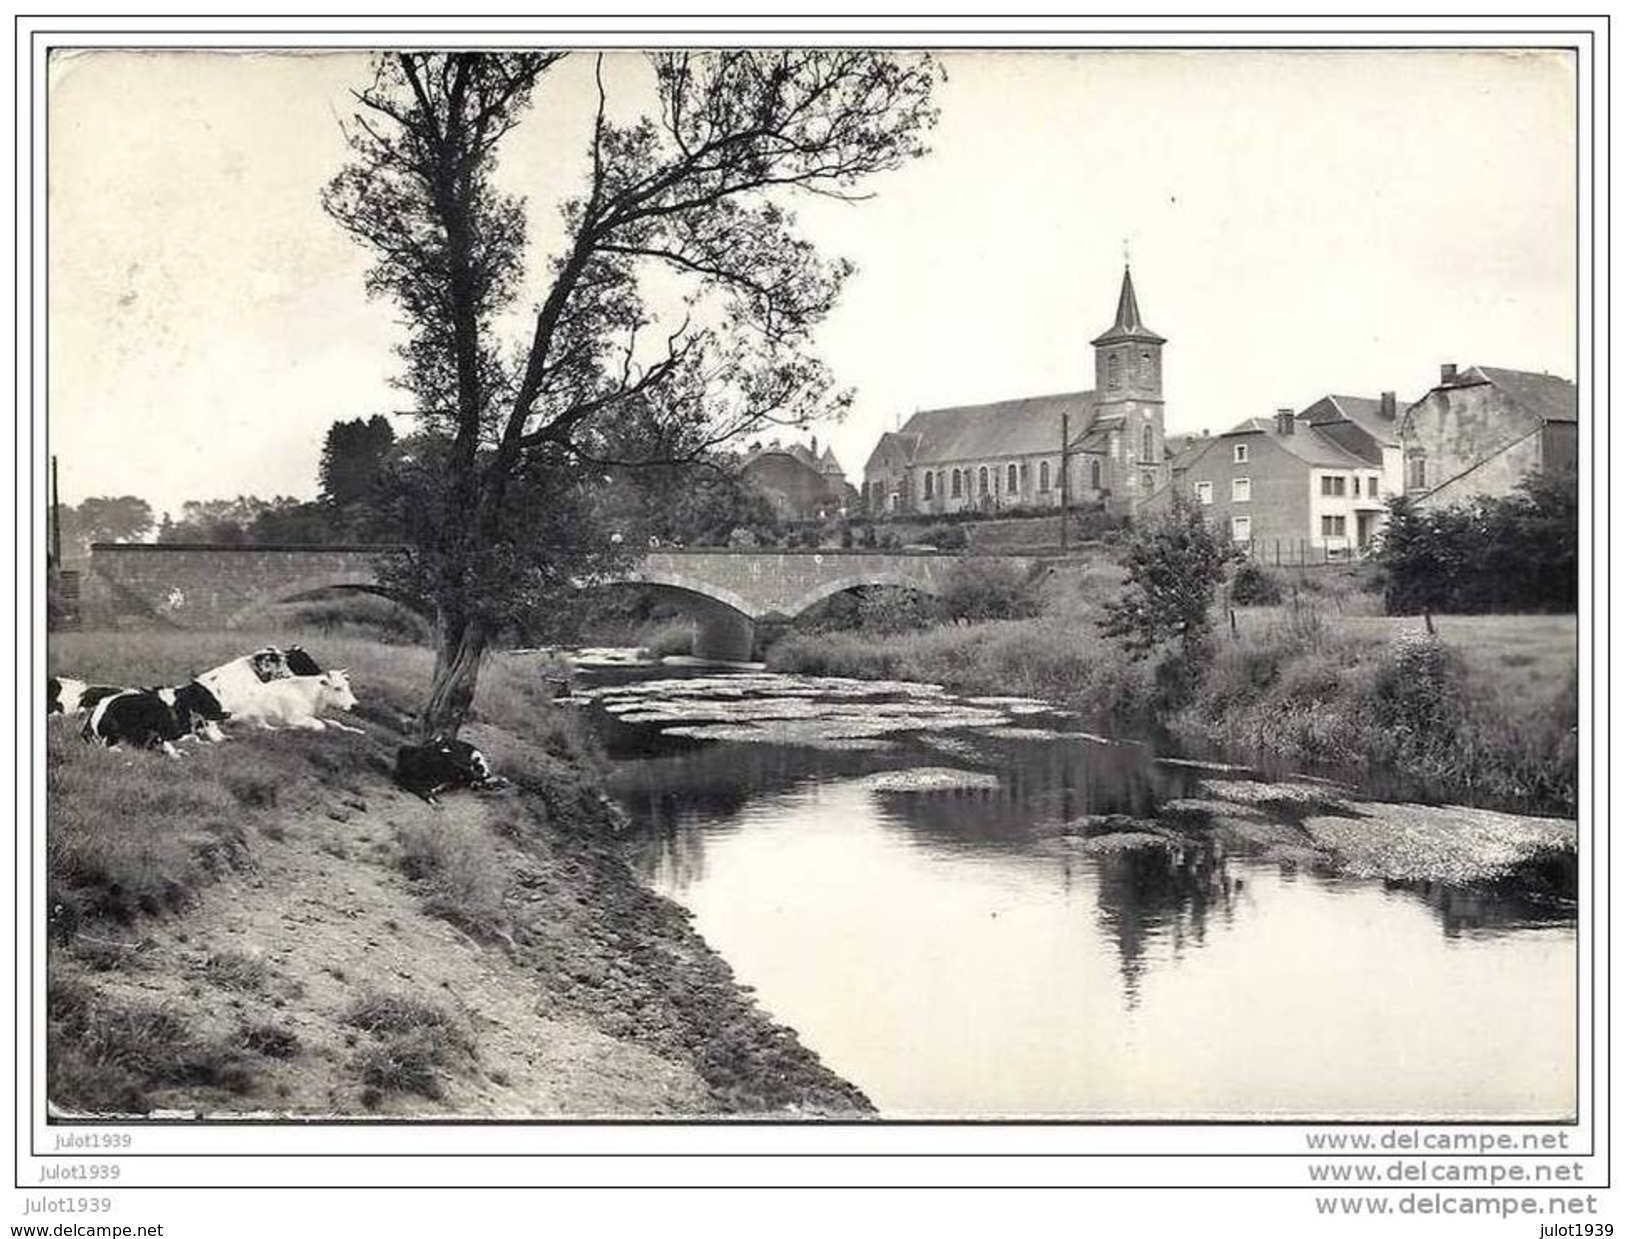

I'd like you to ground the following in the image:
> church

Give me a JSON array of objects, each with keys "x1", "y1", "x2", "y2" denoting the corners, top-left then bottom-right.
[{"x1": 861, "y1": 266, "x2": 1167, "y2": 517}]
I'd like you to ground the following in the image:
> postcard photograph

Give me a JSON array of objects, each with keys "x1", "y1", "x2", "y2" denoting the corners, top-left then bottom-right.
[{"x1": 41, "y1": 42, "x2": 1580, "y2": 1125}]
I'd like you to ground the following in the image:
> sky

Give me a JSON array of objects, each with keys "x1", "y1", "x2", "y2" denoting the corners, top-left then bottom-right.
[{"x1": 47, "y1": 48, "x2": 1577, "y2": 517}]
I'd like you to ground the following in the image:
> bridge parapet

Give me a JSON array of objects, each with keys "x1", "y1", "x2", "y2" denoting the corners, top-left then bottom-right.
[{"x1": 78, "y1": 544, "x2": 1010, "y2": 655}]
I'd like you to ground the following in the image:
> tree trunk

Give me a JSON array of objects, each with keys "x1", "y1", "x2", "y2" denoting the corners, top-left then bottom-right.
[{"x1": 420, "y1": 612, "x2": 489, "y2": 742}]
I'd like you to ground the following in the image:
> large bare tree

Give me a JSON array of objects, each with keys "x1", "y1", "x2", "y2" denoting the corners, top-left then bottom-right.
[{"x1": 325, "y1": 50, "x2": 939, "y2": 738}]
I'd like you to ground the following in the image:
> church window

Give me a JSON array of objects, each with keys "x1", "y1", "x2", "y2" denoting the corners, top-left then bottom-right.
[
  {"x1": 924, "y1": 471, "x2": 934, "y2": 500},
  {"x1": 1039, "y1": 461, "x2": 1051, "y2": 492},
  {"x1": 1141, "y1": 471, "x2": 1154, "y2": 491},
  {"x1": 1007, "y1": 463, "x2": 1018, "y2": 493},
  {"x1": 1140, "y1": 351, "x2": 1153, "y2": 384},
  {"x1": 978, "y1": 466, "x2": 989, "y2": 496},
  {"x1": 1108, "y1": 353, "x2": 1121, "y2": 390},
  {"x1": 1408, "y1": 455, "x2": 1427, "y2": 490},
  {"x1": 1090, "y1": 458, "x2": 1103, "y2": 490},
  {"x1": 1141, "y1": 423, "x2": 1154, "y2": 462},
  {"x1": 951, "y1": 469, "x2": 963, "y2": 498}
]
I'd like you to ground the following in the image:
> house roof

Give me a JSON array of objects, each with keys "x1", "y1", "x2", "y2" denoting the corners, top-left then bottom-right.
[
  {"x1": 1301, "y1": 394, "x2": 1404, "y2": 448},
  {"x1": 889, "y1": 390, "x2": 1100, "y2": 464},
  {"x1": 1216, "y1": 416, "x2": 1374, "y2": 470},
  {"x1": 1469, "y1": 366, "x2": 1578, "y2": 424},
  {"x1": 816, "y1": 446, "x2": 846, "y2": 476},
  {"x1": 1090, "y1": 266, "x2": 1166, "y2": 346}
]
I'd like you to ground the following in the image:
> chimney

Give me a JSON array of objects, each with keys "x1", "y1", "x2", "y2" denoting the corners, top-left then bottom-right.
[
  {"x1": 1440, "y1": 363, "x2": 1458, "y2": 385},
  {"x1": 1275, "y1": 407, "x2": 1296, "y2": 436},
  {"x1": 1380, "y1": 391, "x2": 1397, "y2": 419}
]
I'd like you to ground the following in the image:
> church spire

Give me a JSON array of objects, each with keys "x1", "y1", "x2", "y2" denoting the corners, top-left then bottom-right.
[{"x1": 1091, "y1": 265, "x2": 1166, "y2": 346}]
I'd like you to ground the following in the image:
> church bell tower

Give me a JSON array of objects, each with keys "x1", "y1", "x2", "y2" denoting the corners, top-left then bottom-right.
[{"x1": 1090, "y1": 265, "x2": 1167, "y2": 506}]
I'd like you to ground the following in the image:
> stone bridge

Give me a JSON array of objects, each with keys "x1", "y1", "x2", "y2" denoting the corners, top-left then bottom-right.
[{"x1": 80, "y1": 543, "x2": 982, "y2": 660}]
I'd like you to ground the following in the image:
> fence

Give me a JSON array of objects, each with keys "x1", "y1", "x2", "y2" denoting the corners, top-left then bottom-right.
[{"x1": 1238, "y1": 538, "x2": 1375, "y2": 567}]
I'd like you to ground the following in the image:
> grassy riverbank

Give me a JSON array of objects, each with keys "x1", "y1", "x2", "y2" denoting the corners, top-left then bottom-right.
[
  {"x1": 46, "y1": 631, "x2": 869, "y2": 1118},
  {"x1": 767, "y1": 584, "x2": 1578, "y2": 818}
]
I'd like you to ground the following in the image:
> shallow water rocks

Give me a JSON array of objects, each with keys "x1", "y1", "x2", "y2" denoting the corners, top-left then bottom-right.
[
  {"x1": 1300, "y1": 802, "x2": 1576, "y2": 885},
  {"x1": 853, "y1": 768, "x2": 1003, "y2": 794}
]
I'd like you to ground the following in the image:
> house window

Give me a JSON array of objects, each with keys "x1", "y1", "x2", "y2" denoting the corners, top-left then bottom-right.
[
  {"x1": 1321, "y1": 515, "x2": 1347, "y2": 538},
  {"x1": 924, "y1": 471, "x2": 934, "y2": 500},
  {"x1": 978, "y1": 466, "x2": 989, "y2": 496},
  {"x1": 1195, "y1": 480, "x2": 1213, "y2": 506},
  {"x1": 1234, "y1": 443, "x2": 1249, "y2": 464},
  {"x1": 1352, "y1": 477, "x2": 1360, "y2": 498},
  {"x1": 1369, "y1": 476, "x2": 1380, "y2": 498},
  {"x1": 1232, "y1": 477, "x2": 1251, "y2": 503},
  {"x1": 951, "y1": 470, "x2": 962, "y2": 498},
  {"x1": 1141, "y1": 471, "x2": 1154, "y2": 491},
  {"x1": 1408, "y1": 455, "x2": 1427, "y2": 489},
  {"x1": 1007, "y1": 463, "x2": 1019, "y2": 494},
  {"x1": 1320, "y1": 475, "x2": 1347, "y2": 497},
  {"x1": 1232, "y1": 515, "x2": 1251, "y2": 542},
  {"x1": 1090, "y1": 458, "x2": 1103, "y2": 490}
]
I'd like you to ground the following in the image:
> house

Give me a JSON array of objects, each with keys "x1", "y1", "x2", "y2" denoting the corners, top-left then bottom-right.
[
  {"x1": 861, "y1": 266, "x2": 1168, "y2": 516},
  {"x1": 1163, "y1": 407, "x2": 1390, "y2": 558},
  {"x1": 1400, "y1": 364, "x2": 1578, "y2": 507},
  {"x1": 739, "y1": 436, "x2": 854, "y2": 521}
]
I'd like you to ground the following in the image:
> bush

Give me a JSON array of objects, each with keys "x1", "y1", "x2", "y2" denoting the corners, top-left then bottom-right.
[
  {"x1": 1229, "y1": 561, "x2": 1283, "y2": 606},
  {"x1": 345, "y1": 992, "x2": 474, "y2": 1105},
  {"x1": 937, "y1": 558, "x2": 1041, "y2": 622},
  {"x1": 1379, "y1": 471, "x2": 1577, "y2": 614}
]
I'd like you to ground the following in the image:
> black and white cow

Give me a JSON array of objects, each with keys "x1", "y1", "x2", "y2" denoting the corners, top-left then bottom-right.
[
  {"x1": 81, "y1": 681, "x2": 229, "y2": 758},
  {"x1": 47, "y1": 676, "x2": 125, "y2": 718},
  {"x1": 394, "y1": 738, "x2": 500, "y2": 804}
]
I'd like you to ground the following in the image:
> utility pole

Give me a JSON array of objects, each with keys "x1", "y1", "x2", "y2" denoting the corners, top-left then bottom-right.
[
  {"x1": 1059, "y1": 410, "x2": 1070, "y2": 552},
  {"x1": 50, "y1": 455, "x2": 61, "y2": 568}
]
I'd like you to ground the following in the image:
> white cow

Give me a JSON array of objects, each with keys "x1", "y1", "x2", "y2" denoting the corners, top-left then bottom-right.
[{"x1": 228, "y1": 670, "x2": 364, "y2": 733}]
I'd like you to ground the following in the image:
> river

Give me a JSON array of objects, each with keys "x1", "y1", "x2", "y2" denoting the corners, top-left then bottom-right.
[{"x1": 574, "y1": 659, "x2": 1577, "y2": 1121}]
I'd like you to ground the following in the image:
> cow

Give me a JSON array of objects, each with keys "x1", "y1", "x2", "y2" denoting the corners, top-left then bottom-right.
[
  {"x1": 151, "y1": 680, "x2": 232, "y2": 743},
  {"x1": 225, "y1": 669, "x2": 363, "y2": 733},
  {"x1": 80, "y1": 682, "x2": 227, "y2": 758},
  {"x1": 195, "y1": 646, "x2": 325, "y2": 722},
  {"x1": 47, "y1": 676, "x2": 124, "y2": 718},
  {"x1": 394, "y1": 738, "x2": 502, "y2": 804}
]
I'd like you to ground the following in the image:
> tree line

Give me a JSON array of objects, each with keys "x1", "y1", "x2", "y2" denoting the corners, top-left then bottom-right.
[{"x1": 1378, "y1": 470, "x2": 1578, "y2": 614}]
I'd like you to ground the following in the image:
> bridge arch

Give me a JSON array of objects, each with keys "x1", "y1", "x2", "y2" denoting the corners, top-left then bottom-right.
[
  {"x1": 579, "y1": 573, "x2": 759, "y2": 662},
  {"x1": 223, "y1": 573, "x2": 427, "y2": 631},
  {"x1": 783, "y1": 570, "x2": 943, "y2": 621}
]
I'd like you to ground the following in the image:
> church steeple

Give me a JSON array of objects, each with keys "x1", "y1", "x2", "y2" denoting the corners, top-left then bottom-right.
[
  {"x1": 1091, "y1": 265, "x2": 1166, "y2": 346},
  {"x1": 1092, "y1": 265, "x2": 1165, "y2": 399},
  {"x1": 1089, "y1": 262, "x2": 1167, "y2": 513}
]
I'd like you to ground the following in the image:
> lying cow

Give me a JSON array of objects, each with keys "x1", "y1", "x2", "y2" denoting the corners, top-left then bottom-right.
[
  {"x1": 225, "y1": 669, "x2": 363, "y2": 733},
  {"x1": 394, "y1": 738, "x2": 503, "y2": 804},
  {"x1": 47, "y1": 676, "x2": 125, "y2": 717},
  {"x1": 195, "y1": 646, "x2": 324, "y2": 721},
  {"x1": 81, "y1": 681, "x2": 230, "y2": 758}
]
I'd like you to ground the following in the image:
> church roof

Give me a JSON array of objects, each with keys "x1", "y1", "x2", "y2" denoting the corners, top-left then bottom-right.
[
  {"x1": 890, "y1": 390, "x2": 1100, "y2": 465},
  {"x1": 1090, "y1": 266, "x2": 1166, "y2": 346}
]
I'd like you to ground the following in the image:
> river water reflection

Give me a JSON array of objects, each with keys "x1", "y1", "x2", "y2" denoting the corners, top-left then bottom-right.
[{"x1": 580, "y1": 663, "x2": 1577, "y2": 1120}]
